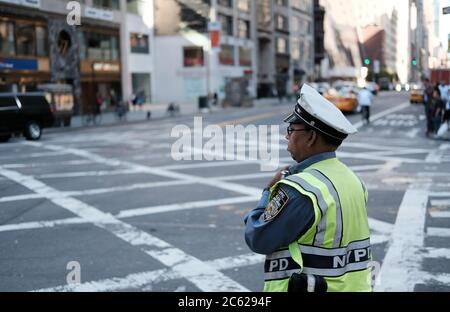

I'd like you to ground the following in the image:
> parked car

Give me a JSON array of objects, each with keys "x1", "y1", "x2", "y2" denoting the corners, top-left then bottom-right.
[
  {"x1": 0, "y1": 93, "x2": 55, "y2": 142},
  {"x1": 37, "y1": 83, "x2": 74, "y2": 127}
]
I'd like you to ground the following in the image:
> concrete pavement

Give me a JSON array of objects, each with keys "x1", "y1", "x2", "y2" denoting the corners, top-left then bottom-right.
[{"x1": 1, "y1": 91, "x2": 449, "y2": 292}]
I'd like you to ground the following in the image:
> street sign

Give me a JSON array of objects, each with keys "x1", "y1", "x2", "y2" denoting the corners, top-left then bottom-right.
[
  {"x1": 443, "y1": 6, "x2": 450, "y2": 14},
  {"x1": 373, "y1": 60, "x2": 380, "y2": 74}
]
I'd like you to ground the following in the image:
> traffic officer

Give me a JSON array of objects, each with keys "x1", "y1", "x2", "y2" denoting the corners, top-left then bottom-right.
[{"x1": 244, "y1": 84, "x2": 372, "y2": 292}]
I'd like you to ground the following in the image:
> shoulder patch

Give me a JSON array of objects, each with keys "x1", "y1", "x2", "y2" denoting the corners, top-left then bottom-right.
[{"x1": 263, "y1": 187, "x2": 289, "y2": 222}]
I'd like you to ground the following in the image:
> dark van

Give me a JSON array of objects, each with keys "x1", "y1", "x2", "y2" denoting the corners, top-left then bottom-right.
[{"x1": 0, "y1": 93, "x2": 55, "y2": 142}]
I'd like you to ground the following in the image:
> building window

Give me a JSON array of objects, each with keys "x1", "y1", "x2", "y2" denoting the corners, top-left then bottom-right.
[
  {"x1": 132, "y1": 73, "x2": 151, "y2": 103},
  {"x1": 127, "y1": 0, "x2": 142, "y2": 15},
  {"x1": 300, "y1": 41, "x2": 304, "y2": 61},
  {"x1": 292, "y1": 0, "x2": 311, "y2": 12},
  {"x1": 35, "y1": 26, "x2": 48, "y2": 57},
  {"x1": 291, "y1": 16, "x2": 300, "y2": 33},
  {"x1": 276, "y1": 37, "x2": 288, "y2": 54},
  {"x1": 0, "y1": 21, "x2": 15, "y2": 56},
  {"x1": 275, "y1": 0, "x2": 287, "y2": 6},
  {"x1": 16, "y1": 21, "x2": 35, "y2": 57},
  {"x1": 239, "y1": 47, "x2": 251, "y2": 67},
  {"x1": 218, "y1": 0, "x2": 232, "y2": 8},
  {"x1": 93, "y1": 0, "x2": 120, "y2": 10},
  {"x1": 303, "y1": 20, "x2": 311, "y2": 34},
  {"x1": 291, "y1": 38, "x2": 300, "y2": 60},
  {"x1": 238, "y1": 19, "x2": 250, "y2": 39},
  {"x1": 130, "y1": 33, "x2": 149, "y2": 54},
  {"x1": 276, "y1": 15, "x2": 288, "y2": 31},
  {"x1": 304, "y1": 40, "x2": 311, "y2": 66},
  {"x1": 219, "y1": 45, "x2": 234, "y2": 66},
  {"x1": 82, "y1": 32, "x2": 120, "y2": 61},
  {"x1": 183, "y1": 46, "x2": 204, "y2": 67},
  {"x1": 218, "y1": 14, "x2": 233, "y2": 36},
  {"x1": 237, "y1": 0, "x2": 250, "y2": 12}
]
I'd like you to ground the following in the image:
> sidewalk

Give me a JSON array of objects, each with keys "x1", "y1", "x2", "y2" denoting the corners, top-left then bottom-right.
[
  {"x1": 51, "y1": 97, "x2": 286, "y2": 132},
  {"x1": 69, "y1": 103, "x2": 172, "y2": 128}
]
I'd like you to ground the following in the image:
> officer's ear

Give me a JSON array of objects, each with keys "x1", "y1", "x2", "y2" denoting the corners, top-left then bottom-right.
[{"x1": 307, "y1": 129, "x2": 317, "y2": 147}]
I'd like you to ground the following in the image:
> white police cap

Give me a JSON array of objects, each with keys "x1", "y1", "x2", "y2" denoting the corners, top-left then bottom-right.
[{"x1": 284, "y1": 83, "x2": 357, "y2": 141}]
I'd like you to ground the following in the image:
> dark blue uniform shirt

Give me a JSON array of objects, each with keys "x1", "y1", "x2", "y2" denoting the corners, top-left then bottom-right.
[{"x1": 244, "y1": 152, "x2": 337, "y2": 255}]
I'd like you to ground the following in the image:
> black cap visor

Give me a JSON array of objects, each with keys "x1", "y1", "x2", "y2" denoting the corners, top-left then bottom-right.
[{"x1": 283, "y1": 112, "x2": 303, "y2": 124}]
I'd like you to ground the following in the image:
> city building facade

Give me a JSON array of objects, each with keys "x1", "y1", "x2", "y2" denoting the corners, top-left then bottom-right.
[
  {"x1": 319, "y1": 0, "x2": 405, "y2": 83},
  {"x1": 256, "y1": 0, "x2": 315, "y2": 98},
  {"x1": 122, "y1": 0, "x2": 155, "y2": 105},
  {"x1": 152, "y1": 0, "x2": 257, "y2": 110},
  {"x1": 0, "y1": 0, "x2": 125, "y2": 115},
  {"x1": 1, "y1": 0, "x2": 318, "y2": 115}
]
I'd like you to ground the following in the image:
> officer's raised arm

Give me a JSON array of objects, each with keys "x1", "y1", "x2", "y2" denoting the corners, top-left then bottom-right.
[{"x1": 244, "y1": 174, "x2": 315, "y2": 255}]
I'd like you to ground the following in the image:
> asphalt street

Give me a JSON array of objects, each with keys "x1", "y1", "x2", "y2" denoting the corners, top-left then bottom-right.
[{"x1": 0, "y1": 91, "x2": 449, "y2": 292}]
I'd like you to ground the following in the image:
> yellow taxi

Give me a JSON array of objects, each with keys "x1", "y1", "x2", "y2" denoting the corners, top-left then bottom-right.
[
  {"x1": 325, "y1": 87, "x2": 359, "y2": 112},
  {"x1": 410, "y1": 84, "x2": 424, "y2": 104}
]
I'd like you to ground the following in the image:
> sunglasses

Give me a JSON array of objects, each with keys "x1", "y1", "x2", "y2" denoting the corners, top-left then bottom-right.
[{"x1": 287, "y1": 126, "x2": 310, "y2": 136}]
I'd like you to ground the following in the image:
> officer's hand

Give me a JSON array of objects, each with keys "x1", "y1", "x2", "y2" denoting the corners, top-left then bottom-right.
[{"x1": 266, "y1": 166, "x2": 290, "y2": 189}]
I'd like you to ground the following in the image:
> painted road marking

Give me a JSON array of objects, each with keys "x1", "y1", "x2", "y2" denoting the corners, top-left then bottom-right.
[
  {"x1": 0, "y1": 151, "x2": 68, "y2": 160},
  {"x1": 423, "y1": 247, "x2": 450, "y2": 260},
  {"x1": 0, "y1": 164, "x2": 386, "y2": 204},
  {"x1": 352, "y1": 102, "x2": 410, "y2": 129},
  {"x1": 0, "y1": 167, "x2": 248, "y2": 292},
  {"x1": 430, "y1": 211, "x2": 450, "y2": 218},
  {"x1": 0, "y1": 192, "x2": 392, "y2": 241},
  {"x1": 427, "y1": 227, "x2": 450, "y2": 237},
  {"x1": 0, "y1": 180, "x2": 193, "y2": 203},
  {"x1": 37, "y1": 169, "x2": 140, "y2": 179},
  {"x1": 33, "y1": 253, "x2": 266, "y2": 292},
  {"x1": 2, "y1": 160, "x2": 95, "y2": 169},
  {"x1": 22, "y1": 142, "x2": 263, "y2": 198},
  {"x1": 375, "y1": 185, "x2": 430, "y2": 292}
]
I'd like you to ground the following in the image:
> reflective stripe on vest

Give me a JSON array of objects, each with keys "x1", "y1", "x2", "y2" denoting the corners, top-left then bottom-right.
[
  {"x1": 307, "y1": 169, "x2": 343, "y2": 248},
  {"x1": 285, "y1": 175, "x2": 330, "y2": 246},
  {"x1": 264, "y1": 238, "x2": 371, "y2": 281},
  {"x1": 263, "y1": 158, "x2": 371, "y2": 291}
]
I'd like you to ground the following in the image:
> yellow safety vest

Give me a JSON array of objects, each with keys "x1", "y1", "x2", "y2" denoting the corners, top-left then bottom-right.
[{"x1": 263, "y1": 157, "x2": 372, "y2": 292}]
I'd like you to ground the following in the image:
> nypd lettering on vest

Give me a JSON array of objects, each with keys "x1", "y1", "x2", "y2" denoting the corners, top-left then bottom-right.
[
  {"x1": 332, "y1": 246, "x2": 371, "y2": 268},
  {"x1": 264, "y1": 241, "x2": 372, "y2": 281}
]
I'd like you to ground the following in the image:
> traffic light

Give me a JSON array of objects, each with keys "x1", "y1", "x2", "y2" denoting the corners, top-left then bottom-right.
[
  {"x1": 364, "y1": 58, "x2": 371, "y2": 65},
  {"x1": 412, "y1": 58, "x2": 417, "y2": 66}
]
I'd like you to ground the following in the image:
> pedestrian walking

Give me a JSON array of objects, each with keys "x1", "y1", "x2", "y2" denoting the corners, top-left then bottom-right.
[
  {"x1": 431, "y1": 88, "x2": 445, "y2": 137},
  {"x1": 95, "y1": 92, "x2": 102, "y2": 116},
  {"x1": 244, "y1": 84, "x2": 372, "y2": 292},
  {"x1": 357, "y1": 86, "x2": 374, "y2": 125},
  {"x1": 423, "y1": 78, "x2": 435, "y2": 137},
  {"x1": 440, "y1": 83, "x2": 450, "y2": 125}
]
